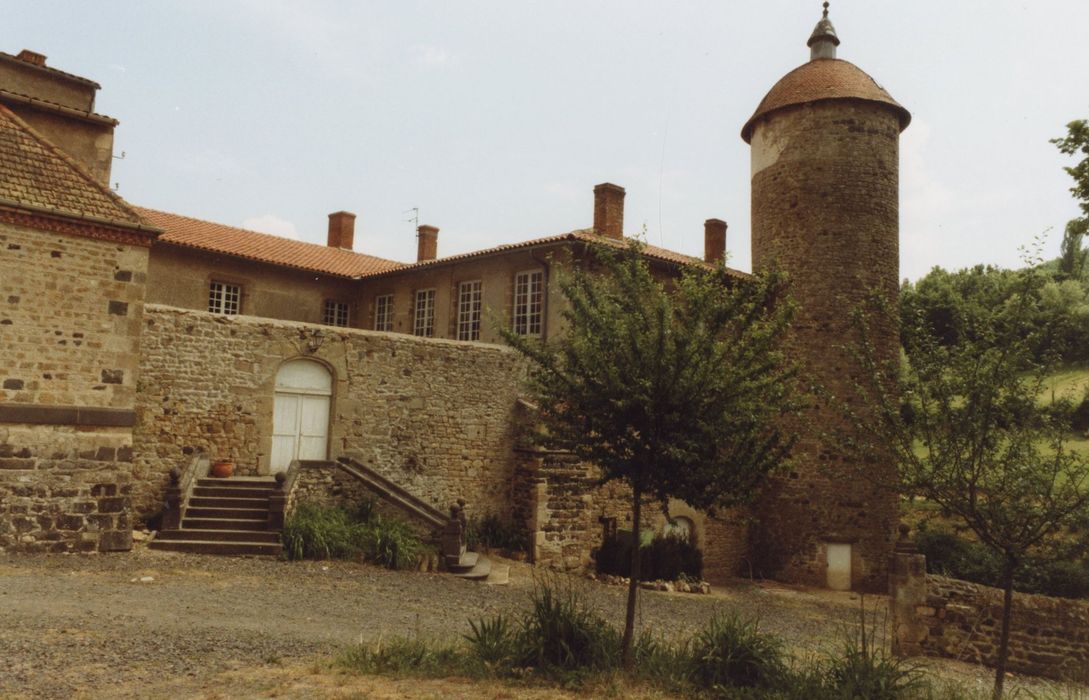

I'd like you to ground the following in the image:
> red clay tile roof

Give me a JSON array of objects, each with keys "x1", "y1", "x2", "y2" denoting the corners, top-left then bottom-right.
[
  {"x1": 741, "y1": 58, "x2": 910, "y2": 143},
  {"x1": 360, "y1": 229, "x2": 748, "y2": 280},
  {"x1": 0, "y1": 88, "x2": 118, "y2": 126},
  {"x1": 136, "y1": 206, "x2": 406, "y2": 278},
  {"x1": 0, "y1": 103, "x2": 150, "y2": 229}
]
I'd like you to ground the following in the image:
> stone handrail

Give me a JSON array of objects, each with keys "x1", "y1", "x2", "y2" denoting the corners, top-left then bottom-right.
[
  {"x1": 335, "y1": 456, "x2": 450, "y2": 530},
  {"x1": 162, "y1": 451, "x2": 209, "y2": 530},
  {"x1": 267, "y1": 459, "x2": 301, "y2": 530}
]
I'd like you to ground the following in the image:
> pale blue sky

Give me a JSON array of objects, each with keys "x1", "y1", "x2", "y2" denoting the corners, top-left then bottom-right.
[{"x1": 8, "y1": 1, "x2": 1088, "y2": 279}]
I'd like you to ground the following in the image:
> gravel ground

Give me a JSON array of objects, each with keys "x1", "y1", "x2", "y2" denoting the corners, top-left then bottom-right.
[{"x1": 1, "y1": 545, "x2": 1084, "y2": 699}]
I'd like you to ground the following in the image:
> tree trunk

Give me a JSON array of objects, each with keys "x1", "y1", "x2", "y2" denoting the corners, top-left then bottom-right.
[
  {"x1": 621, "y1": 483, "x2": 642, "y2": 668},
  {"x1": 992, "y1": 559, "x2": 1016, "y2": 700}
]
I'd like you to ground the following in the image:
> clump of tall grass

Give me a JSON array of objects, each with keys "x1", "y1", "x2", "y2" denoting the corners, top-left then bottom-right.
[
  {"x1": 282, "y1": 502, "x2": 422, "y2": 570},
  {"x1": 687, "y1": 613, "x2": 787, "y2": 692}
]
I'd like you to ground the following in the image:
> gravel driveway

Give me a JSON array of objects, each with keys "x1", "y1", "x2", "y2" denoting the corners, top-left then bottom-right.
[{"x1": 4, "y1": 545, "x2": 1053, "y2": 700}]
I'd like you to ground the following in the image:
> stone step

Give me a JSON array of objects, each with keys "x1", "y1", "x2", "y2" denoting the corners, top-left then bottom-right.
[
  {"x1": 155, "y1": 529, "x2": 281, "y2": 543},
  {"x1": 192, "y1": 486, "x2": 277, "y2": 499},
  {"x1": 484, "y1": 563, "x2": 510, "y2": 586},
  {"x1": 451, "y1": 554, "x2": 492, "y2": 581},
  {"x1": 446, "y1": 550, "x2": 479, "y2": 574},
  {"x1": 189, "y1": 496, "x2": 270, "y2": 509},
  {"x1": 148, "y1": 539, "x2": 281, "y2": 556},
  {"x1": 181, "y1": 516, "x2": 269, "y2": 532},
  {"x1": 185, "y1": 506, "x2": 269, "y2": 520},
  {"x1": 196, "y1": 477, "x2": 278, "y2": 487}
]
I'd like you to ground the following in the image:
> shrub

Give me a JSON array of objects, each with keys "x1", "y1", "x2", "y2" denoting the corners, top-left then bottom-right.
[
  {"x1": 466, "y1": 513, "x2": 527, "y2": 553},
  {"x1": 1071, "y1": 394, "x2": 1089, "y2": 433},
  {"x1": 282, "y1": 503, "x2": 365, "y2": 561},
  {"x1": 358, "y1": 514, "x2": 422, "y2": 570},
  {"x1": 687, "y1": 613, "x2": 785, "y2": 692},
  {"x1": 596, "y1": 531, "x2": 702, "y2": 581},
  {"x1": 821, "y1": 603, "x2": 924, "y2": 700},
  {"x1": 517, "y1": 575, "x2": 621, "y2": 672},
  {"x1": 283, "y1": 503, "x2": 422, "y2": 569},
  {"x1": 464, "y1": 614, "x2": 517, "y2": 667}
]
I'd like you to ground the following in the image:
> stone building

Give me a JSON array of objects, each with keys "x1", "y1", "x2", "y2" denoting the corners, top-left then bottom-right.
[{"x1": 0, "y1": 7, "x2": 908, "y2": 591}]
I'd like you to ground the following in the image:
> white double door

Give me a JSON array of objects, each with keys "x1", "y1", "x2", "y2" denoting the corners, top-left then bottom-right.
[{"x1": 270, "y1": 360, "x2": 332, "y2": 473}]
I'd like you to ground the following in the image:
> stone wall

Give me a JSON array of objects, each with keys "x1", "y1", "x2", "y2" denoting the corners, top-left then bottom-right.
[
  {"x1": 889, "y1": 550, "x2": 1089, "y2": 683},
  {"x1": 133, "y1": 305, "x2": 527, "y2": 519},
  {"x1": 513, "y1": 447, "x2": 748, "y2": 579},
  {"x1": 0, "y1": 220, "x2": 147, "y2": 553}
]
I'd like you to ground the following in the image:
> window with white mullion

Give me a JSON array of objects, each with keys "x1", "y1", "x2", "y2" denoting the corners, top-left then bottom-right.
[
  {"x1": 323, "y1": 300, "x2": 349, "y2": 327},
  {"x1": 513, "y1": 270, "x2": 543, "y2": 336},
  {"x1": 208, "y1": 280, "x2": 240, "y2": 315},
  {"x1": 457, "y1": 280, "x2": 482, "y2": 341},
  {"x1": 374, "y1": 294, "x2": 394, "y2": 332},
  {"x1": 413, "y1": 289, "x2": 436, "y2": 337}
]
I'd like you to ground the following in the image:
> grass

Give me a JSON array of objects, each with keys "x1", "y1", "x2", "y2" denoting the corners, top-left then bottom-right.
[
  {"x1": 335, "y1": 577, "x2": 1036, "y2": 699},
  {"x1": 282, "y1": 502, "x2": 424, "y2": 570}
]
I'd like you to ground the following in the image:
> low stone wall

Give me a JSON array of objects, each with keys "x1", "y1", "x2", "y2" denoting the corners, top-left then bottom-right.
[
  {"x1": 513, "y1": 447, "x2": 748, "y2": 579},
  {"x1": 889, "y1": 550, "x2": 1089, "y2": 683}
]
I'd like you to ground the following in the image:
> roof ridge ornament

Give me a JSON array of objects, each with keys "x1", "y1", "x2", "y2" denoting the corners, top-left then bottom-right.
[{"x1": 807, "y1": 1, "x2": 840, "y2": 61}]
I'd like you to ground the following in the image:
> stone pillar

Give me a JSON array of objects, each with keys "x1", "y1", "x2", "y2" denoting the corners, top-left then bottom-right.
[{"x1": 889, "y1": 525, "x2": 929, "y2": 657}]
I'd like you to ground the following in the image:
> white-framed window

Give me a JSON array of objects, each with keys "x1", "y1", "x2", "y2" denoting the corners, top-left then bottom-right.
[
  {"x1": 413, "y1": 289, "x2": 436, "y2": 337},
  {"x1": 457, "y1": 280, "x2": 483, "y2": 341},
  {"x1": 208, "y1": 280, "x2": 240, "y2": 315},
  {"x1": 323, "y1": 300, "x2": 349, "y2": 327},
  {"x1": 374, "y1": 294, "x2": 394, "y2": 332},
  {"x1": 513, "y1": 270, "x2": 544, "y2": 336}
]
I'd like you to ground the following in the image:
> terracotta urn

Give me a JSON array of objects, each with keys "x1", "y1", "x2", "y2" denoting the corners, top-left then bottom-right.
[{"x1": 211, "y1": 460, "x2": 234, "y2": 478}]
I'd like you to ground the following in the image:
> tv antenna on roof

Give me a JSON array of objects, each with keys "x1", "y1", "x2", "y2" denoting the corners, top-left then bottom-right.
[{"x1": 403, "y1": 207, "x2": 419, "y2": 230}]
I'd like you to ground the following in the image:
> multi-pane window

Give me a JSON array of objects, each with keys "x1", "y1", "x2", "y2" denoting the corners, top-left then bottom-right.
[
  {"x1": 323, "y1": 300, "x2": 349, "y2": 327},
  {"x1": 208, "y1": 281, "x2": 240, "y2": 315},
  {"x1": 374, "y1": 294, "x2": 394, "y2": 332},
  {"x1": 457, "y1": 280, "x2": 483, "y2": 341},
  {"x1": 413, "y1": 289, "x2": 436, "y2": 337},
  {"x1": 513, "y1": 270, "x2": 544, "y2": 336}
]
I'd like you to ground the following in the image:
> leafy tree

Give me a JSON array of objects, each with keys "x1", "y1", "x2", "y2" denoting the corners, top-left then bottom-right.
[
  {"x1": 852, "y1": 266, "x2": 1089, "y2": 699},
  {"x1": 1052, "y1": 119, "x2": 1089, "y2": 280},
  {"x1": 502, "y1": 241, "x2": 796, "y2": 666}
]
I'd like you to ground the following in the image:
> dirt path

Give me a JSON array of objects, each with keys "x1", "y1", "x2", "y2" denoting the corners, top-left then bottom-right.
[{"x1": 0, "y1": 547, "x2": 1082, "y2": 699}]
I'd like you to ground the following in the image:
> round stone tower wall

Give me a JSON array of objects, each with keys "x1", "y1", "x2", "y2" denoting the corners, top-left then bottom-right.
[{"x1": 749, "y1": 99, "x2": 901, "y2": 592}]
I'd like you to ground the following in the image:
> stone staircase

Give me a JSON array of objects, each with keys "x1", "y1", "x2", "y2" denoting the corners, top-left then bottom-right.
[
  {"x1": 149, "y1": 476, "x2": 282, "y2": 556},
  {"x1": 447, "y1": 550, "x2": 510, "y2": 585}
]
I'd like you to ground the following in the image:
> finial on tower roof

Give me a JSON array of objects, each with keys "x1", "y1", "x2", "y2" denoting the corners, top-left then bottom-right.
[{"x1": 807, "y1": 1, "x2": 840, "y2": 61}]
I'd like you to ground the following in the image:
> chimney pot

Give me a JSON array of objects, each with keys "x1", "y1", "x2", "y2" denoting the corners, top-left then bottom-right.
[
  {"x1": 593, "y1": 183, "x2": 625, "y2": 240},
  {"x1": 327, "y1": 211, "x2": 356, "y2": 250},
  {"x1": 704, "y1": 218, "x2": 727, "y2": 264},
  {"x1": 417, "y1": 225, "x2": 439, "y2": 262},
  {"x1": 16, "y1": 50, "x2": 47, "y2": 67}
]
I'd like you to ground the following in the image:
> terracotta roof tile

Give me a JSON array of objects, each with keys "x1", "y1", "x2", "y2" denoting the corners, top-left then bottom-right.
[
  {"x1": 0, "y1": 103, "x2": 148, "y2": 228},
  {"x1": 742, "y1": 58, "x2": 910, "y2": 143},
  {"x1": 360, "y1": 229, "x2": 747, "y2": 280},
  {"x1": 136, "y1": 206, "x2": 405, "y2": 278}
]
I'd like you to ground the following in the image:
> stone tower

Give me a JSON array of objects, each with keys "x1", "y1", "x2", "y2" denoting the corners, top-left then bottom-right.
[{"x1": 741, "y1": 5, "x2": 911, "y2": 591}]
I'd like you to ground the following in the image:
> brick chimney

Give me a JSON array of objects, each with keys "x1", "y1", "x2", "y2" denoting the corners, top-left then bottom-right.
[
  {"x1": 417, "y1": 225, "x2": 439, "y2": 262},
  {"x1": 327, "y1": 211, "x2": 356, "y2": 250},
  {"x1": 593, "y1": 183, "x2": 625, "y2": 240},
  {"x1": 704, "y1": 218, "x2": 727, "y2": 264},
  {"x1": 16, "y1": 50, "x2": 47, "y2": 67}
]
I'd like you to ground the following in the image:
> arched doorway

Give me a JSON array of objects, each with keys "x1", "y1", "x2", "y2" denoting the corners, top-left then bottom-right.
[{"x1": 270, "y1": 359, "x2": 332, "y2": 473}]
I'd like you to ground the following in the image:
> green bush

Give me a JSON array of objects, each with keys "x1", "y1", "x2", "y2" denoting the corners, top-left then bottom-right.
[
  {"x1": 687, "y1": 613, "x2": 786, "y2": 692},
  {"x1": 1071, "y1": 394, "x2": 1089, "y2": 432},
  {"x1": 283, "y1": 503, "x2": 422, "y2": 570},
  {"x1": 596, "y1": 531, "x2": 703, "y2": 581},
  {"x1": 282, "y1": 503, "x2": 366, "y2": 561},
  {"x1": 518, "y1": 575, "x2": 621, "y2": 672},
  {"x1": 916, "y1": 526, "x2": 1089, "y2": 599},
  {"x1": 337, "y1": 637, "x2": 472, "y2": 678},
  {"x1": 466, "y1": 513, "x2": 527, "y2": 553},
  {"x1": 822, "y1": 621, "x2": 924, "y2": 700}
]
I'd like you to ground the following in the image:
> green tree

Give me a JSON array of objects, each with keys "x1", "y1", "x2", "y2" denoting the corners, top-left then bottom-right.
[
  {"x1": 852, "y1": 266, "x2": 1089, "y2": 699},
  {"x1": 1052, "y1": 119, "x2": 1089, "y2": 280},
  {"x1": 502, "y1": 241, "x2": 796, "y2": 666}
]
